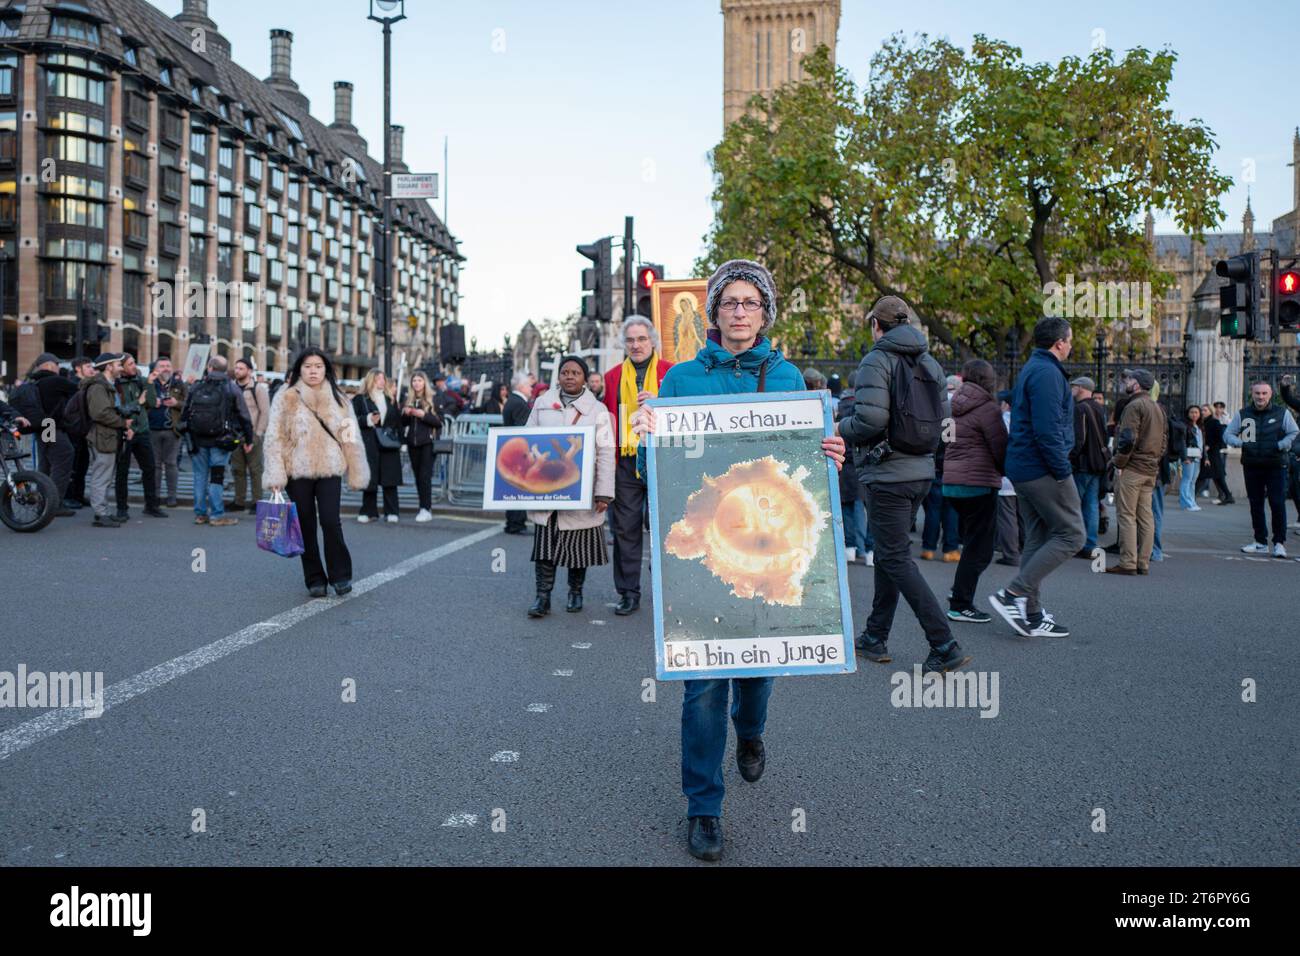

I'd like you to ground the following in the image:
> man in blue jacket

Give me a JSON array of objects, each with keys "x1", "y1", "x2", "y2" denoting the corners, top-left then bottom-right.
[
  {"x1": 988, "y1": 316, "x2": 1085, "y2": 638},
  {"x1": 634, "y1": 258, "x2": 846, "y2": 864}
]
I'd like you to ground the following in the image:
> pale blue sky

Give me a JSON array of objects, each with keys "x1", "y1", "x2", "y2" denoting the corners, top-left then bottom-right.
[{"x1": 163, "y1": 0, "x2": 1297, "y2": 346}]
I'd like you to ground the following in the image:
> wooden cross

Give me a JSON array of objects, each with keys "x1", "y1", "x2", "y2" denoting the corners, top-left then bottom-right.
[
  {"x1": 540, "y1": 354, "x2": 565, "y2": 388},
  {"x1": 470, "y1": 373, "x2": 493, "y2": 408}
]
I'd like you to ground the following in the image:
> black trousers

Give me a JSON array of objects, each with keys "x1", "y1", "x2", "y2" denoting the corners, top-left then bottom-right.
[
  {"x1": 115, "y1": 429, "x2": 159, "y2": 512},
  {"x1": 362, "y1": 485, "x2": 400, "y2": 517},
  {"x1": 1242, "y1": 463, "x2": 1287, "y2": 545},
  {"x1": 863, "y1": 480, "x2": 953, "y2": 649},
  {"x1": 948, "y1": 491, "x2": 999, "y2": 611},
  {"x1": 68, "y1": 434, "x2": 90, "y2": 503},
  {"x1": 287, "y1": 475, "x2": 353, "y2": 587},
  {"x1": 35, "y1": 430, "x2": 75, "y2": 499},
  {"x1": 409, "y1": 443, "x2": 434, "y2": 510},
  {"x1": 1197, "y1": 448, "x2": 1231, "y2": 500},
  {"x1": 610, "y1": 454, "x2": 647, "y2": 597}
]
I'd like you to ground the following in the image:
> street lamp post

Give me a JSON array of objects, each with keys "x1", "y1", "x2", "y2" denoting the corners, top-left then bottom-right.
[
  {"x1": 369, "y1": 0, "x2": 406, "y2": 380},
  {"x1": 1094, "y1": 326, "x2": 1108, "y2": 392}
]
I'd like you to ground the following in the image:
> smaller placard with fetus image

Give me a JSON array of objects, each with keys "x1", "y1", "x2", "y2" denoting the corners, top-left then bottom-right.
[{"x1": 483, "y1": 425, "x2": 597, "y2": 510}]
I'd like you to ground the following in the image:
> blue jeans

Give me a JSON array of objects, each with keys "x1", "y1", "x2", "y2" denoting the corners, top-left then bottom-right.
[
  {"x1": 921, "y1": 480, "x2": 959, "y2": 551},
  {"x1": 681, "y1": 677, "x2": 773, "y2": 818},
  {"x1": 1179, "y1": 460, "x2": 1200, "y2": 509},
  {"x1": 843, "y1": 497, "x2": 874, "y2": 552},
  {"x1": 1151, "y1": 480, "x2": 1164, "y2": 559},
  {"x1": 190, "y1": 445, "x2": 232, "y2": 518},
  {"x1": 1073, "y1": 472, "x2": 1100, "y2": 550}
]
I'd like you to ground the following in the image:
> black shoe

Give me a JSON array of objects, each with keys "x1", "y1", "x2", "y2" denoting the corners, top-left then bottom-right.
[
  {"x1": 226, "y1": 503, "x2": 246, "y2": 512},
  {"x1": 854, "y1": 632, "x2": 891, "y2": 663},
  {"x1": 113, "y1": 511, "x2": 129, "y2": 521},
  {"x1": 528, "y1": 595, "x2": 551, "y2": 618},
  {"x1": 308, "y1": 584, "x2": 328, "y2": 598},
  {"x1": 1216, "y1": 497, "x2": 1235, "y2": 505},
  {"x1": 687, "y1": 816, "x2": 723, "y2": 862},
  {"x1": 1097, "y1": 517, "x2": 1109, "y2": 535},
  {"x1": 334, "y1": 581, "x2": 352, "y2": 596},
  {"x1": 995, "y1": 555, "x2": 1019, "y2": 566},
  {"x1": 62, "y1": 498, "x2": 83, "y2": 510},
  {"x1": 503, "y1": 525, "x2": 527, "y2": 535},
  {"x1": 529, "y1": 562, "x2": 556, "y2": 618},
  {"x1": 566, "y1": 590, "x2": 583, "y2": 612},
  {"x1": 923, "y1": 642, "x2": 972, "y2": 674},
  {"x1": 947, "y1": 607, "x2": 992, "y2": 623},
  {"x1": 92, "y1": 515, "x2": 119, "y2": 528},
  {"x1": 614, "y1": 593, "x2": 640, "y2": 616},
  {"x1": 988, "y1": 588, "x2": 1031, "y2": 637},
  {"x1": 53, "y1": 507, "x2": 75, "y2": 518},
  {"x1": 144, "y1": 507, "x2": 169, "y2": 518},
  {"x1": 109, "y1": 513, "x2": 129, "y2": 523},
  {"x1": 165, "y1": 498, "x2": 180, "y2": 508},
  {"x1": 737, "y1": 737, "x2": 766, "y2": 783},
  {"x1": 1074, "y1": 547, "x2": 1095, "y2": 559}
]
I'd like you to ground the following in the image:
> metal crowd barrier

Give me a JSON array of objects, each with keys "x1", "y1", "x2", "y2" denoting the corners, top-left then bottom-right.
[{"x1": 446, "y1": 413, "x2": 502, "y2": 507}]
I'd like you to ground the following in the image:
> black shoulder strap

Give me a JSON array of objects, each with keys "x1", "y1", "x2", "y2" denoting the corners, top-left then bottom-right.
[
  {"x1": 757, "y1": 362, "x2": 767, "y2": 393},
  {"x1": 305, "y1": 399, "x2": 342, "y2": 447}
]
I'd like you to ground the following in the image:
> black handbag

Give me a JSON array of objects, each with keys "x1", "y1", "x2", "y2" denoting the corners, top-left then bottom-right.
[{"x1": 366, "y1": 397, "x2": 402, "y2": 450}]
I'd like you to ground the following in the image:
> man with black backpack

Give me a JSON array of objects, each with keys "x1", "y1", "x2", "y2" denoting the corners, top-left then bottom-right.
[
  {"x1": 837, "y1": 295, "x2": 971, "y2": 675},
  {"x1": 179, "y1": 355, "x2": 254, "y2": 527},
  {"x1": 11, "y1": 353, "x2": 78, "y2": 516},
  {"x1": 988, "y1": 316, "x2": 1085, "y2": 637}
]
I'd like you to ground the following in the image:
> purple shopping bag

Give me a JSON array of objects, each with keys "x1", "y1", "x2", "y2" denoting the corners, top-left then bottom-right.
[{"x1": 256, "y1": 494, "x2": 305, "y2": 558}]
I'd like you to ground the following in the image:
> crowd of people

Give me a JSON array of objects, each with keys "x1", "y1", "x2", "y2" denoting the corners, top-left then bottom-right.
[{"x1": 4, "y1": 255, "x2": 1300, "y2": 866}]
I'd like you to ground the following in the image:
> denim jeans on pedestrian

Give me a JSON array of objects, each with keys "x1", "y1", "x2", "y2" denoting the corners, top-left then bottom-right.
[
  {"x1": 681, "y1": 677, "x2": 774, "y2": 818},
  {"x1": 1073, "y1": 472, "x2": 1100, "y2": 550},
  {"x1": 1178, "y1": 459, "x2": 1200, "y2": 509},
  {"x1": 190, "y1": 445, "x2": 232, "y2": 518},
  {"x1": 843, "y1": 498, "x2": 866, "y2": 552},
  {"x1": 1151, "y1": 479, "x2": 1164, "y2": 559},
  {"x1": 921, "y1": 480, "x2": 960, "y2": 551}
]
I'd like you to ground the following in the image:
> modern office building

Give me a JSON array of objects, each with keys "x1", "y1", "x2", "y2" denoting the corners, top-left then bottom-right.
[{"x1": 0, "y1": 0, "x2": 462, "y2": 380}]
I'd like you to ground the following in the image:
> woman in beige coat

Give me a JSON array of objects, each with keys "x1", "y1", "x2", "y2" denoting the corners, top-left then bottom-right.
[
  {"x1": 263, "y1": 348, "x2": 370, "y2": 598},
  {"x1": 526, "y1": 355, "x2": 615, "y2": 617}
]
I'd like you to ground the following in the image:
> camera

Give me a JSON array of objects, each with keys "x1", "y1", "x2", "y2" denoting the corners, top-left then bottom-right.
[
  {"x1": 120, "y1": 402, "x2": 142, "y2": 418},
  {"x1": 865, "y1": 439, "x2": 893, "y2": 466}
]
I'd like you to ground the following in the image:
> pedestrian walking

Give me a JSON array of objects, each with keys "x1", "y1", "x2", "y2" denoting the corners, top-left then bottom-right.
[
  {"x1": 20, "y1": 353, "x2": 79, "y2": 515},
  {"x1": 147, "y1": 357, "x2": 187, "y2": 508},
  {"x1": 838, "y1": 294, "x2": 972, "y2": 668},
  {"x1": 836, "y1": 371, "x2": 873, "y2": 566},
  {"x1": 1179, "y1": 405, "x2": 1204, "y2": 511},
  {"x1": 113, "y1": 354, "x2": 166, "y2": 519},
  {"x1": 263, "y1": 347, "x2": 370, "y2": 597},
  {"x1": 80, "y1": 352, "x2": 132, "y2": 529},
  {"x1": 988, "y1": 316, "x2": 1085, "y2": 637},
  {"x1": 1068, "y1": 375, "x2": 1110, "y2": 556},
  {"x1": 1226, "y1": 381, "x2": 1298, "y2": 557},
  {"x1": 1105, "y1": 369, "x2": 1166, "y2": 575},
  {"x1": 602, "y1": 315, "x2": 673, "y2": 616},
  {"x1": 526, "y1": 355, "x2": 615, "y2": 618},
  {"x1": 995, "y1": 391, "x2": 1020, "y2": 565},
  {"x1": 353, "y1": 368, "x2": 403, "y2": 523},
  {"x1": 941, "y1": 359, "x2": 1007, "y2": 622},
  {"x1": 229, "y1": 358, "x2": 270, "y2": 513},
  {"x1": 401, "y1": 370, "x2": 442, "y2": 522},
  {"x1": 502, "y1": 370, "x2": 536, "y2": 535},
  {"x1": 631, "y1": 258, "x2": 847, "y2": 864},
  {"x1": 65, "y1": 356, "x2": 96, "y2": 508},
  {"x1": 179, "y1": 355, "x2": 254, "y2": 527}
]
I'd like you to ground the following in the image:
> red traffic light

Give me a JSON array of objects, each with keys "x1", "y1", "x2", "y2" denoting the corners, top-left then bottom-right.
[
  {"x1": 1280, "y1": 271, "x2": 1300, "y2": 295},
  {"x1": 638, "y1": 265, "x2": 660, "y2": 289}
]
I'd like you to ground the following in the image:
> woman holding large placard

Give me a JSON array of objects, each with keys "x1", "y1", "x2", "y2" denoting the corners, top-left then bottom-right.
[{"x1": 525, "y1": 355, "x2": 616, "y2": 617}]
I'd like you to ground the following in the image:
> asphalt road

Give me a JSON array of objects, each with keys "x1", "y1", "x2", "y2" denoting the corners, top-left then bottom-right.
[{"x1": 0, "y1": 492, "x2": 1295, "y2": 866}]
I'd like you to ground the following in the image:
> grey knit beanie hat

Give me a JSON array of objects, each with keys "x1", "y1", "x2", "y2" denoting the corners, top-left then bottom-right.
[{"x1": 705, "y1": 258, "x2": 777, "y2": 333}]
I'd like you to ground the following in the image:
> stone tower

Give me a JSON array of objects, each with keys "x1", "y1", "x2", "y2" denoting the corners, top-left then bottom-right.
[
  {"x1": 722, "y1": 0, "x2": 841, "y2": 128},
  {"x1": 1242, "y1": 196, "x2": 1255, "y2": 252}
]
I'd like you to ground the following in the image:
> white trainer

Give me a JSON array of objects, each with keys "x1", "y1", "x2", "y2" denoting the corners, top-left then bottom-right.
[
  {"x1": 415, "y1": 509, "x2": 433, "y2": 523},
  {"x1": 1273, "y1": 543, "x2": 1288, "y2": 559},
  {"x1": 1240, "y1": 542, "x2": 1269, "y2": 554},
  {"x1": 357, "y1": 514, "x2": 371, "y2": 524},
  {"x1": 845, "y1": 547, "x2": 857, "y2": 563},
  {"x1": 864, "y1": 550, "x2": 874, "y2": 567},
  {"x1": 386, "y1": 514, "x2": 399, "y2": 524}
]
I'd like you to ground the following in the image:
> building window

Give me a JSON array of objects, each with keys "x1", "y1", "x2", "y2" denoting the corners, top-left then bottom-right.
[
  {"x1": 125, "y1": 151, "x2": 149, "y2": 184},
  {"x1": 190, "y1": 130, "x2": 207, "y2": 157},
  {"x1": 218, "y1": 144, "x2": 234, "y2": 170},
  {"x1": 44, "y1": 261, "x2": 105, "y2": 301},
  {"x1": 189, "y1": 182, "x2": 207, "y2": 209},
  {"x1": 161, "y1": 111, "x2": 183, "y2": 144},
  {"x1": 126, "y1": 210, "x2": 149, "y2": 244},
  {"x1": 45, "y1": 71, "x2": 105, "y2": 105},
  {"x1": 270, "y1": 166, "x2": 285, "y2": 194},
  {"x1": 218, "y1": 194, "x2": 233, "y2": 219},
  {"x1": 46, "y1": 197, "x2": 105, "y2": 228},
  {"x1": 245, "y1": 252, "x2": 262, "y2": 279},
  {"x1": 162, "y1": 167, "x2": 182, "y2": 200},
  {"x1": 246, "y1": 204, "x2": 263, "y2": 231},
  {"x1": 269, "y1": 214, "x2": 284, "y2": 239},
  {"x1": 48, "y1": 111, "x2": 104, "y2": 136},
  {"x1": 45, "y1": 135, "x2": 105, "y2": 167},
  {"x1": 189, "y1": 214, "x2": 205, "y2": 236},
  {"x1": 49, "y1": 16, "x2": 100, "y2": 44},
  {"x1": 0, "y1": 18, "x2": 20, "y2": 40},
  {"x1": 246, "y1": 153, "x2": 263, "y2": 183},
  {"x1": 0, "y1": 55, "x2": 15, "y2": 96},
  {"x1": 124, "y1": 46, "x2": 138, "y2": 67},
  {"x1": 159, "y1": 66, "x2": 172, "y2": 87},
  {"x1": 269, "y1": 259, "x2": 284, "y2": 285},
  {"x1": 0, "y1": 179, "x2": 16, "y2": 223}
]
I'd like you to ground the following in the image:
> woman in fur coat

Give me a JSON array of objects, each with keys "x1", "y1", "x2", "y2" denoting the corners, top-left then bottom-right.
[{"x1": 263, "y1": 347, "x2": 370, "y2": 598}]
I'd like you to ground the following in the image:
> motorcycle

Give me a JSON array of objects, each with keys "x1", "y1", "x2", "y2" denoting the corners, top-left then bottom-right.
[{"x1": 0, "y1": 417, "x2": 58, "y2": 532}]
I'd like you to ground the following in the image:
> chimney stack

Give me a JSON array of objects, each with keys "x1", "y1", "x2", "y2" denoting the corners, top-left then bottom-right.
[
  {"x1": 174, "y1": 0, "x2": 230, "y2": 59},
  {"x1": 333, "y1": 82, "x2": 354, "y2": 128},
  {"x1": 182, "y1": 0, "x2": 209, "y2": 16},
  {"x1": 264, "y1": 29, "x2": 310, "y2": 113}
]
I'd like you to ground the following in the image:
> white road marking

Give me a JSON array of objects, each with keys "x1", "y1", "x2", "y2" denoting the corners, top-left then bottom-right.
[
  {"x1": 571, "y1": 642, "x2": 592, "y2": 649},
  {"x1": 0, "y1": 525, "x2": 501, "y2": 763},
  {"x1": 589, "y1": 620, "x2": 606, "y2": 626},
  {"x1": 552, "y1": 669, "x2": 573, "y2": 677},
  {"x1": 441, "y1": 814, "x2": 478, "y2": 828},
  {"x1": 526, "y1": 704, "x2": 551, "y2": 713},
  {"x1": 490, "y1": 751, "x2": 519, "y2": 763}
]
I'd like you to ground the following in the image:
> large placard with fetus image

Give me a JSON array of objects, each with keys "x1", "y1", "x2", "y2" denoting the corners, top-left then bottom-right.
[
  {"x1": 483, "y1": 425, "x2": 596, "y2": 510},
  {"x1": 645, "y1": 391, "x2": 856, "y2": 680}
]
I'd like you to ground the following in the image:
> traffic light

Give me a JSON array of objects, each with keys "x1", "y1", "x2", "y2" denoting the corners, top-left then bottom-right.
[
  {"x1": 635, "y1": 263, "x2": 663, "y2": 317},
  {"x1": 1277, "y1": 266, "x2": 1300, "y2": 331},
  {"x1": 577, "y1": 238, "x2": 613, "y2": 323},
  {"x1": 1215, "y1": 253, "x2": 1258, "y2": 340},
  {"x1": 78, "y1": 302, "x2": 107, "y2": 351}
]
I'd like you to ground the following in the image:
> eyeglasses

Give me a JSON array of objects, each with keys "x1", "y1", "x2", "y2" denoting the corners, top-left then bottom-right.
[{"x1": 718, "y1": 298, "x2": 763, "y2": 314}]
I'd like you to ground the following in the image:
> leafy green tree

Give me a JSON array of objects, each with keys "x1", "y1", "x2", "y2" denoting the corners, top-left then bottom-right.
[{"x1": 700, "y1": 36, "x2": 1231, "y2": 359}]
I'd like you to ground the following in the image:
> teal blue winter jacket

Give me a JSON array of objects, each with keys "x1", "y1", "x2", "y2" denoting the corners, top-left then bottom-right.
[{"x1": 637, "y1": 334, "x2": 805, "y2": 476}]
